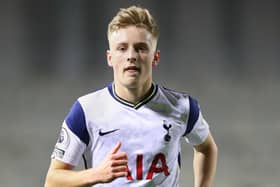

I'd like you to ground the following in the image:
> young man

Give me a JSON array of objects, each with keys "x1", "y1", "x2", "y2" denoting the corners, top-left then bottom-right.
[{"x1": 45, "y1": 6, "x2": 217, "y2": 187}]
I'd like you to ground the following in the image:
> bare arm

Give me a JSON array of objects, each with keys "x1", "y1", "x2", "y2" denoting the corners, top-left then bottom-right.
[
  {"x1": 44, "y1": 142, "x2": 128, "y2": 187},
  {"x1": 193, "y1": 132, "x2": 218, "y2": 187}
]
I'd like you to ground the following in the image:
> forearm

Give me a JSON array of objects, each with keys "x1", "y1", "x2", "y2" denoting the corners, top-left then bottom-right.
[
  {"x1": 193, "y1": 135, "x2": 218, "y2": 187},
  {"x1": 44, "y1": 168, "x2": 99, "y2": 187}
]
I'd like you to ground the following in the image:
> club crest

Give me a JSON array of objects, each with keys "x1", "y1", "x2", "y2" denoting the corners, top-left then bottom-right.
[{"x1": 163, "y1": 120, "x2": 172, "y2": 142}]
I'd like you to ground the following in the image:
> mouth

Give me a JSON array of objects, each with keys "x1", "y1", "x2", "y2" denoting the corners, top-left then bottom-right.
[{"x1": 124, "y1": 66, "x2": 141, "y2": 73}]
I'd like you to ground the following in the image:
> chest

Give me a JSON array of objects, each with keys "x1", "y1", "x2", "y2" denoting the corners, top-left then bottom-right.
[
  {"x1": 88, "y1": 107, "x2": 185, "y2": 155},
  {"x1": 85, "y1": 99, "x2": 187, "y2": 183}
]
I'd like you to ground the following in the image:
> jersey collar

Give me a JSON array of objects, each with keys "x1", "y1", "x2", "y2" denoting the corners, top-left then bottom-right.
[{"x1": 108, "y1": 82, "x2": 158, "y2": 109}]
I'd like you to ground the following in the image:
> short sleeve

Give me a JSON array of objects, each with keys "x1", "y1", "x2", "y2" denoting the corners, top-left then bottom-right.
[
  {"x1": 51, "y1": 101, "x2": 89, "y2": 166},
  {"x1": 183, "y1": 96, "x2": 209, "y2": 145}
]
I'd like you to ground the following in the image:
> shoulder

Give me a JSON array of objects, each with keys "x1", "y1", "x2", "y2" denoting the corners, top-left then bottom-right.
[
  {"x1": 63, "y1": 86, "x2": 109, "y2": 145},
  {"x1": 154, "y1": 85, "x2": 197, "y2": 116},
  {"x1": 77, "y1": 85, "x2": 110, "y2": 107},
  {"x1": 157, "y1": 84, "x2": 201, "y2": 119},
  {"x1": 158, "y1": 85, "x2": 200, "y2": 105},
  {"x1": 157, "y1": 85, "x2": 189, "y2": 100},
  {"x1": 65, "y1": 85, "x2": 109, "y2": 122},
  {"x1": 157, "y1": 85, "x2": 200, "y2": 108}
]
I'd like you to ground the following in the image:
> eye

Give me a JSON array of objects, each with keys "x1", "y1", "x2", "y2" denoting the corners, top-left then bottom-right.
[
  {"x1": 135, "y1": 43, "x2": 149, "y2": 52},
  {"x1": 137, "y1": 46, "x2": 146, "y2": 51},
  {"x1": 136, "y1": 46, "x2": 148, "y2": 53},
  {"x1": 117, "y1": 47, "x2": 125, "y2": 51},
  {"x1": 116, "y1": 44, "x2": 127, "y2": 52}
]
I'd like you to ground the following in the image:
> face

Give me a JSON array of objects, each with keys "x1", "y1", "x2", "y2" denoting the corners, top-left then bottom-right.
[{"x1": 107, "y1": 26, "x2": 160, "y2": 89}]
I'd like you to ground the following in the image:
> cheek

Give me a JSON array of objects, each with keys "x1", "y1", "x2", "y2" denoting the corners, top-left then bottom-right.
[
  {"x1": 112, "y1": 62, "x2": 123, "y2": 73},
  {"x1": 142, "y1": 56, "x2": 154, "y2": 68},
  {"x1": 141, "y1": 62, "x2": 153, "y2": 75},
  {"x1": 110, "y1": 55, "x2": 123, "y2": 69}
]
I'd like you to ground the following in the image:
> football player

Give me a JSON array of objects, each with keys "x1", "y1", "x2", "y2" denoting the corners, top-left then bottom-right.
[{"x1": 45, "y1": 6, "x2": 217, "y2": 187}]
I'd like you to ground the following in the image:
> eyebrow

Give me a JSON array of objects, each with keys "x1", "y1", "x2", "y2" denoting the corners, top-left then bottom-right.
[
  {"x1": 116, "y1": 42, "x2": 149, "y2": 45},
  {"x1": 134, "y1": 42, "x2": 149, "y2": 46},
  {"x1": 116, "y1": 42, "x2": 128, "y2": 46},
  {"x1": 114, "y1": 42, "x2": 150, "y2": 51}
]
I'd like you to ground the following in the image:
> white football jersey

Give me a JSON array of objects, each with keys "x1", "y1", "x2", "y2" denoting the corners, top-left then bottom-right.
[{"x1": 51, "y1": 83, "x2": 209, "y2": 187}]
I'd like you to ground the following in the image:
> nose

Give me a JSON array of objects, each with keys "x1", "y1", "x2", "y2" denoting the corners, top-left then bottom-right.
[{"x1": 127, "y1": 48, "x2": 137, "y2": 62}]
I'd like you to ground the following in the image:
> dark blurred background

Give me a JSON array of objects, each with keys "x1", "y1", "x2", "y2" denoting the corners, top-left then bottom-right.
[{"x1": 0, "y1": 0, "x2": 279, "y2": 186}]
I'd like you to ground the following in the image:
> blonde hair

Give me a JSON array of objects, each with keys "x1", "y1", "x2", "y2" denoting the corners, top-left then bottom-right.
[{"x1": 107, "y1": 6, "x2": 159, "y2": 41}]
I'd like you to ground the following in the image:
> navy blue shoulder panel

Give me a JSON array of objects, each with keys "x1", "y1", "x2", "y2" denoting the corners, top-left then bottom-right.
[
  {"x1": 183, "y1": 96, "x2": 200, "y2": 136},
  {"x1": 65, "y1": 101, "x2": 90, "y2": 146}
]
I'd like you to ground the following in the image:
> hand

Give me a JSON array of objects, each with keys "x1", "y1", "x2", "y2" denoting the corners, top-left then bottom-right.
[{"x1": 94, "y1": 142, "x2": 128, "y2": 183}]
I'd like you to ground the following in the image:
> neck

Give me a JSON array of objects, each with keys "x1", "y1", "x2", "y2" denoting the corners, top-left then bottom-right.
[{"x1": 114, "y1": 81, "x2": 153, "y2": 104}]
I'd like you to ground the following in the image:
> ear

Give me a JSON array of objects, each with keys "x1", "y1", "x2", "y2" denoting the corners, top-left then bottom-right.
[
  {"x1": 106, "y1": 50, "x2": 113, "y2": 67},
  {"x1": 152, "y1": 50, "x2": 160, "y2": 67}
]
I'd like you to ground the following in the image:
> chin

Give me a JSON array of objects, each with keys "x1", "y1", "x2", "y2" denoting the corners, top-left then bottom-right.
[
  {"x1": 123, "y1": 79, "x2": 141, "y2": 88},
  {"x1": 124, "y1": 82, "x2": 139, "y2": 89}
]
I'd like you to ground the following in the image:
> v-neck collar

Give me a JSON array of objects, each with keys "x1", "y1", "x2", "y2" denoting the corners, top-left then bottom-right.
[{"x1": 107, "y1": 82, "x2": 158, "y2": 109}]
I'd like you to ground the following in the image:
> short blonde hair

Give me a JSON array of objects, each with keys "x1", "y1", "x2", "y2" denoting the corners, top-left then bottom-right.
[{"x1": 107, "y1": 6, "x2": 159, "y2": 41}]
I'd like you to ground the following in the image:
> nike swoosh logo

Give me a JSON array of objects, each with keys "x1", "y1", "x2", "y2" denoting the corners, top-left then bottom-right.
[{"x1": 99, "y1": 129, "x2": 120, "y2": 136}]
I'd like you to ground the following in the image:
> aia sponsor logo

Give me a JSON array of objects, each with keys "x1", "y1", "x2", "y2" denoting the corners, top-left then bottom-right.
[{"x1": 126, "y1": 153, "x2": 170, "y2": 180}]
